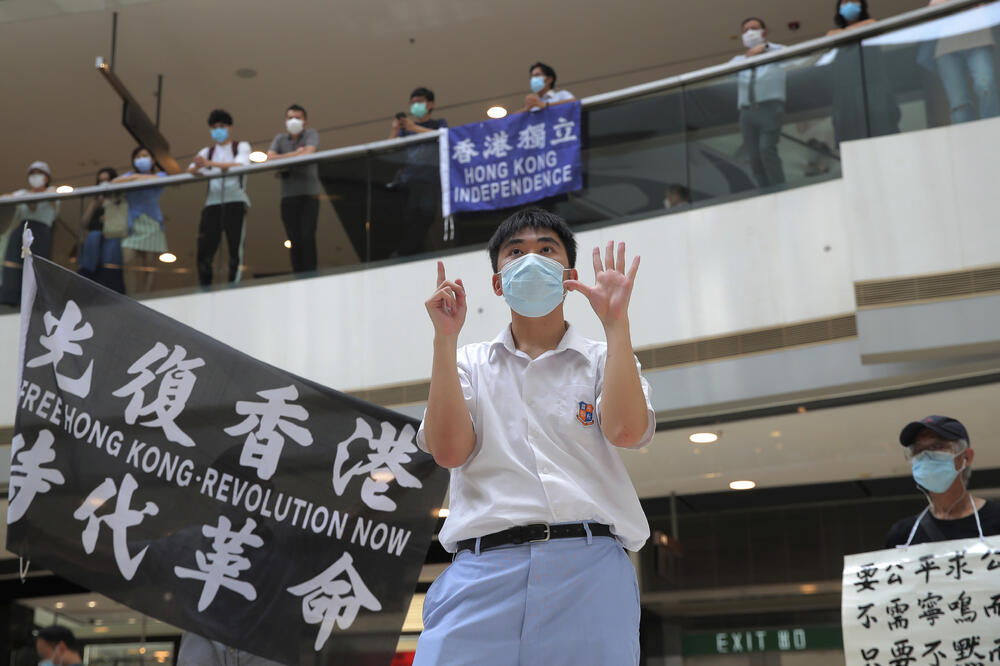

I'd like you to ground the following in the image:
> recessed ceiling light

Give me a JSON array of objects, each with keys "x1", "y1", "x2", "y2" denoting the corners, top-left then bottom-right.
[
  {"x1": 94, "y1": 626, "x2": 109, "y2": 633},
  {"x1": 128, "y1": 618, "x2": 137, "y2": 624},
  {"x1": 435, "y1": 508, "x2": 450, "y2": 518},
  {"x1": 158, "y1": 252, "x2": 177, "y2": 264},
  {"x1": 800, "y1": 583, "x2": 818, "y2": 594},
  {"x1": 283, "y1": 240, "x2": 292, "y2": 249},
  {"x1": 770, "y1": 430, "x2": 781, "y2": 438},
  {"x1": 87, "y1": 600, "x2": 97, "y2": 608},
  {"x1": 487, "y1": 106, "x2": 508, "y2": 119},
  {"x1": 55, "y1": 602, "x2": 65, "y2": 609},
  {"x1": 730, "y1": 480, "x2": 756, "y2": 490},
  {"x1": 689, "y1": 432, "x2": 718, "y2": 444},
  {"x1": 249, "y1": 151, "x2": 267, "y2": 163},
  {"x1": 56, "y1": 185, "x2": 74, "y2": 194}
]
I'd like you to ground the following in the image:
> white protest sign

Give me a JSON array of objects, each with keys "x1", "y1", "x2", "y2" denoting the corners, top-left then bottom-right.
[{"x1": 843, "y1": 537, "x2": 1000, "y2": 665}]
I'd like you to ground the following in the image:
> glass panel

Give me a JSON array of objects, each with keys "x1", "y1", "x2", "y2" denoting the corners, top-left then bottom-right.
[
  {"x1": 861, "y1": 1, "x2": 1000, "y2": 134},
  {"x1": 368, "y1": 138, "x2": 446, "y2": 260},
  {"x1": 684, "y1": 44, "x2": 857, "y2": 205}
]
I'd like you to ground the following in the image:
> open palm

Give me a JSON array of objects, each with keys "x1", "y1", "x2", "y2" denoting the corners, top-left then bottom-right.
[{"x1": 565, "y1": 241, "x2": 640, "y2": 326}]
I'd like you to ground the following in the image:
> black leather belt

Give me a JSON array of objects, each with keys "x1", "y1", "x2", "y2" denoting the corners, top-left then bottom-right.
[{"x1": 457, "y1": 522, "x2": 614, "y2": 553}]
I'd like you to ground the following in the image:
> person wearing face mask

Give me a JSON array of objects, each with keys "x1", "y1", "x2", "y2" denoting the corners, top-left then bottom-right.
[
  {"x1": 114, "y1": 146, "x2": 169, "y2": 294},
  {"x1": 78, "y1": 167, "x2": 126, "y2": 294},
  {"x1": 35, "y1": 625, "x2": 83, "y2": 666},
  {"x1": 729, "y1": 17, "x2": 787, "y2": 189},
  {"x1": 825, "y1": 0, "x2": 900, "y2": 144},
  {"x1": 885, "y1": 415, "x2": 1000, "y2": 548},
  {"x1": 189, "y1": 108, "x2": 252, "y2": 287},
  {"x1": 414, "y1": 207, "x2": 654, "y2": 665},
  {"x1": 388, "y1": 87, "x2": 448, "y2": 256},
  {"x1": 663, "y1": 183, "x2": 691, "y2": 209},
  {"x1": 518, "y1": 62, "x2": 576, "y2": 113},
  {"x1": 267, "y1": 103, "x2": 320, "y2": 274},
  {"x1": 0, "y1": 161, "x2": 60, "y2": 306}
]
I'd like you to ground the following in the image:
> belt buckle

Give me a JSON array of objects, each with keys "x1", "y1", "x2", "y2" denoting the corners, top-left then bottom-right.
[{"x1": 527, "y1": 523, "x2": 551, "y2": 543}]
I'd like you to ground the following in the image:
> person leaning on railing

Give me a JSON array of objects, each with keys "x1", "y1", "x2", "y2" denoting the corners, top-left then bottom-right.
[
  {"x1": 113, "y1": 147, "x2": 169, "y2": 295},
  {"x1": 0, "y1": 161, "x2": 60, "y2": 306},
  {"x1": 825, "y1": 0, "x2": 901, "y2": 144},
  {"x1": 267, "y1": 103, "x2": 320, "y2": 274},
  {"x1": 518, "y1": 62, "x2": 576, "y2": 113},
  {"x1": 927, "y1": 0, "x2": 999, "y2": 125},
  {"x1": 388, "y1": 87, "x2": 448, "y2": 256},
  {"x1": 77, "y1": 167, "x2": 126, "y2": 295}
]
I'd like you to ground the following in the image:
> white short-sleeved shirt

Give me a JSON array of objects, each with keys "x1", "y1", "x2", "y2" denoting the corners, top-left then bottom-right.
[
  {"x1": 417, "y1": 324, "x2": 654, "y2": 552},
  {"x1": 529, "y1": 89, "x2": 575, "y2": 112},
  {"x1": 189, "y1": 141, "x2": 252, "y2": 207}
]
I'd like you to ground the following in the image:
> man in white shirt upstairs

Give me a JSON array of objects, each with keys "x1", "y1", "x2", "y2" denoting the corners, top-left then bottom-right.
[
  {"x1": 730, "y1": 17, "x2": 787, "y2": 188},
  {"x1": 188, "y1": 108, "x2": 252, "y2": 287},
  {"x1": 518, "y1": 61, "x2": 576, "y2": 113},
  {"x1": 414, "y1": 207, "x2": 654, "y2": 666}
]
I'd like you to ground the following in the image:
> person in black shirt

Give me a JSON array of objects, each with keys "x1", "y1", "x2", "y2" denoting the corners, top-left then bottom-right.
[
  {"x1": 885, "y1": 414, "x2": 1000, "y2": 548},
  {"x1": 36, "y1": 625, "x2": 84, "y2": 666},
  {"x1": 388, "y1": 87, "x2": 448, "y2": 256}
]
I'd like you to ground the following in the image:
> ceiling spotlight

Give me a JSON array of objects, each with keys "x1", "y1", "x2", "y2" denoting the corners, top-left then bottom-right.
[
  {"x1": 249, "y1": 151, "x2": 267, "y2": 163},
  {"x1": 55, "y1": 602, "x2": 65, "y2": 609},
  {"x1": 283, "y1": 239, "x2": 292, "y2": 249},
  {"x1": 56, "y1": 185, "x2": 74, "y2": 194},
  {"x1": 487, "y1": 106, "x2": 508, "y2": 119},
  {"x1": 435, "y1": 508, "x2": 450, "y2": 518},
  {"x1": 689, "y1": 432, "x2": 718, "y2": 444},
  {"x1": 87, "y1": 600, "x2": 97, "y2": 608},
  {"x1": 729, "y1": 480, "x2": 756, "y2": 491},
  {"x1": 158, "y1": 252, "x2": 177, "y2": 264}
]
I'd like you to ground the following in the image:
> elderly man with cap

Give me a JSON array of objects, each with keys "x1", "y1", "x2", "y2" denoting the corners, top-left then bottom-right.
[
  {"x1": 885, "y1": 415, "x2": 1000, "y2": 548},
  {"x1": 1, "y1": 160, "x2": 59, "y2": 306}
]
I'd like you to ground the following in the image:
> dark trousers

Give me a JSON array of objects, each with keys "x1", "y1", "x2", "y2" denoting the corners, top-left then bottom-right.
[
  {"x1": 739, "y1": 101, "x2": 786, "y2": 188},
  {"x1": 197, "y1": 202, "x2": 246, "y2": 287},
  {"x1": 280, "y1": 195, "x2": 319, "y2": 273},
  {"x1": 398, "y1": 182, "x2": 437, "y2": 256},
  {"x1": 1, "y1": 220, "x2": 52, "y2": 306}
]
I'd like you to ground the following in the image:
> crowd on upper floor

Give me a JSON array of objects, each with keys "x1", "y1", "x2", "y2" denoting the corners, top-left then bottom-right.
[{"x1": 0, "y1": 0, "x2": 997, "y2": 305}]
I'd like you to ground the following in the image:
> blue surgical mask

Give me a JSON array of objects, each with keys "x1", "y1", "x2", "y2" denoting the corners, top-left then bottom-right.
[
  {"x1": 912, "y1": 450, "x2": 965, "y2": 494},
  {"x1": 133, "y1": 156, "x2": 152, "y2": 173},
  {"x1": 39, "y1": 660, "x2": 55, "y2": 666},
  {"x1": 210, "y1": 127, "x2": 229, "y2": 143},
  {"x1": 499, "y1": 253, "x2": 567, "y2": 317},
  {"x1": 410, "y1": 102, "x2": 428, "y2": 118},
  {"x1": 839, "y1": 2, "x2": 863, "y2": 23},
  {"x1": 530, "y1": 75, "x2": 546, "y2": 94}
]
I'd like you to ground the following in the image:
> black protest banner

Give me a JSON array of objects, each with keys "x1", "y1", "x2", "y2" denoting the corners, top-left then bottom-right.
[{"x1": 7, "y1": 255, "x2": 448, "y2": 666}]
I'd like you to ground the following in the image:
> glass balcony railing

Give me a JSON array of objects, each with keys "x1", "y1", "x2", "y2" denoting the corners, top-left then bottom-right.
[{"x1": 0, "y1": 0, "x2": 995, "y2": 307}]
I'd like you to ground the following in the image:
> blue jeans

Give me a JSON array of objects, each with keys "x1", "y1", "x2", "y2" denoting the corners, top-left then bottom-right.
[
  {"x1": 414, "y1": 535, "x2": 640, "y2": 666},
  {"x1": 937, "y1": 46, "x2": 1000, "y2": 124}
]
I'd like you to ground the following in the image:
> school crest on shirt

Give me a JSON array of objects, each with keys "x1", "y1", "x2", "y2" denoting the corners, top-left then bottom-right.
[{"x1": 577, "y1": 401, "x2": 595, "y2": 426}]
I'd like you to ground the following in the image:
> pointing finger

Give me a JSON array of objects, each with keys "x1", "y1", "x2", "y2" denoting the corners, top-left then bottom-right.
[{"x1": 436, "y1": 261, "x2": 445, "y2": 287}]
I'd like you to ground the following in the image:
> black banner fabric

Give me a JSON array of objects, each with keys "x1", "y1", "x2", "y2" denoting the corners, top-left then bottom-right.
[{"x1": 7, "y1": 256, "x2": 448, "y2": 665}]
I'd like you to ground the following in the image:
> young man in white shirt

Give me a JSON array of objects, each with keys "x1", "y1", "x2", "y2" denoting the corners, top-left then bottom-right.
[
  {"x1": 519, "y1": 61, "x2": 576, "y2": 113},
  {"x1": 415, "y1": 207, "x2": 653, "y2": 665},
  {"x1": 188, "y1": 109, "x2": 252, "y2": 287}
]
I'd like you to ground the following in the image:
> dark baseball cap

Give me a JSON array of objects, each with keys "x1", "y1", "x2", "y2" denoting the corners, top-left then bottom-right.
[{"x1": 899, "y1": 415, "x2": 970, "y2": 447}]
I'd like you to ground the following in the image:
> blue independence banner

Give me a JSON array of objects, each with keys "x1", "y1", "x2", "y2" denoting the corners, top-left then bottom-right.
[{"x1": 440, "y1": 101, "x2": 582, "y2": 216}]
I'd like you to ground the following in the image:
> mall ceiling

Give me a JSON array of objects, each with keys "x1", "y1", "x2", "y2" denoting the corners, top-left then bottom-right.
[{"x1": 0, "y1": 0, "x2": 924, "y2": 190}]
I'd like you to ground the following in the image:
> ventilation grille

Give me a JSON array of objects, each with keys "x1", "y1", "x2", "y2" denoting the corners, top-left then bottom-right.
[{"x1": 855, "y1": 266, "x2": 1000, "y2": 307}]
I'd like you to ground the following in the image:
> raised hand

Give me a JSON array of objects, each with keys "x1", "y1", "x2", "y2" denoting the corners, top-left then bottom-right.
[
  {"x1": 425, "y1": 260, "x2": 467, "y2": 338},
  {"x1": 565, "y1": 241, "x2": 640, "y2": 328}
]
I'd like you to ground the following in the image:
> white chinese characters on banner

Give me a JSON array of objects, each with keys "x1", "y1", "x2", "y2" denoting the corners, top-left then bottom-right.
[
  {"x1": 842, "y1": 537, "x2": 1000, "y2": 665},
  {"x1": 174, "y1": 516, "x2": 264, "y2": 611},
  {"x1": 224, "y1": 384, "x2": 313, "y2": 480},
  {"x1": 73, "y1": 473, "x2": 159, "y2": 580},
  {"x1": 287, "y1": 552, "x2": 382, "y2": 651},
  {"x1": 113, "y1": 342, "x2": 205, "y2": 447},
  {"x1": 8, "y1": 430, "x2": 65, "y2": 523},
  {"x1": 25, "y1": 300, "x2": 95, "y2": 398},
  {"x1": 331, "y1": 418, "x2": 422, "y2": 512}
]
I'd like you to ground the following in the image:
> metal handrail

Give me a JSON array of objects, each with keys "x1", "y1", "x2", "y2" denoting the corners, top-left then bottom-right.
[{"x1": 0, "y1": 0, "x2": 986, "y2": 206}]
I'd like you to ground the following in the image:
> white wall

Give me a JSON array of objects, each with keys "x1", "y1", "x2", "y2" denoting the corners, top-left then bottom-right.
[{"x1": 2, "y1": 118, "x2": 998, "y2": 429}]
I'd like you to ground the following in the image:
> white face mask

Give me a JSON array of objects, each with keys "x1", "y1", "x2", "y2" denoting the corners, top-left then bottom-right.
[
  {"x1": 742, "y1": 29, "x2": 765, "y2": 49},
  {"x1": 286, "y1": 118, "x2": 304, "y2": 135},
  {"x1": 663, "y1": 198, "x2": 673, "y2": 209},
  {"x1": 28, "y1": 173, "x2": 47, "y2": 189}
]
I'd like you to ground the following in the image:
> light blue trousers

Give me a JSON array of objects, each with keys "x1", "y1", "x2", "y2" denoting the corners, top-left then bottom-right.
[{"x1": 413, "y1": 534, "x2": 640, "y2": 666}]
